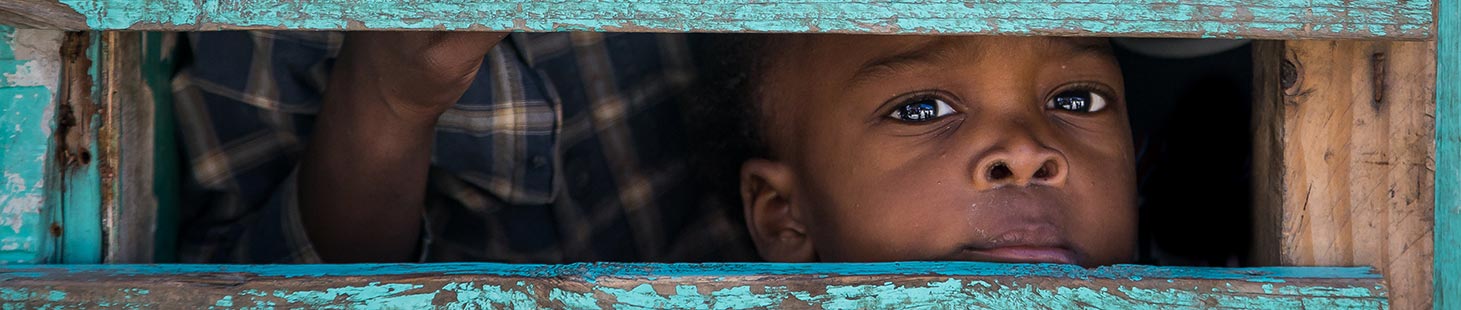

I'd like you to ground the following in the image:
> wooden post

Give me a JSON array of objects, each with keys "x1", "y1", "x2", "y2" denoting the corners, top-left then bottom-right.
[
  {"x1": 96, "y1": 31, "x2": 155, "y2": 263},
  {"x1": 1252, "y1": 40, "x2": 1437, "y2": 309},
  {"x1": 1434, "y1": 0, "x2": 1460, "y2": 306},
  {"x1": 52, "y1": 31, "x2": 106, "y2": 264}
]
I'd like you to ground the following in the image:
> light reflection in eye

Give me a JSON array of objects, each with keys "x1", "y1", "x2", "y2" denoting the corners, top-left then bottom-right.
[
  {"x1": 1047, "y1": 90, "x2": 1108, "y2": 113},
  {"x1": 889, "y1": 98, "x2": 956, "y2": 122}
]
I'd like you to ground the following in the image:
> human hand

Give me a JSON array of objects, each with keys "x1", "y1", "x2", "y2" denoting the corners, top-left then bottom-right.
[
  {"x1": 332, "y1": 31, "x2": 508, "y2": 123},
  {"x1": 303, "y1": 31, "x2": 507, "y2": 262}
]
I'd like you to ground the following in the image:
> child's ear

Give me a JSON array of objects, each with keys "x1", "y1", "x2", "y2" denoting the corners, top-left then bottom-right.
[{"x1": 740, "y1": 159, "x2": 815, "y2": 262}]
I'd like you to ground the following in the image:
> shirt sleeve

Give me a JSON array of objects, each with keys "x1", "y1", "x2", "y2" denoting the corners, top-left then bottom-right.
[{"x1": 171, "y1": 31, "x2": 436, "y2": 263}]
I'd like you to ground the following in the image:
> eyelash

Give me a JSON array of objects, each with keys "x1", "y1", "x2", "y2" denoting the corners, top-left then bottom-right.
[
  {"x1": 885, "y1": 92, "x2": 959, "y2": 123},
  {"x1": 1045, "y1": 82, "x2": 1117, "y2": 114},
  {"x1": 880, "y1": 83, "x2": 1117, "y2": 124}
]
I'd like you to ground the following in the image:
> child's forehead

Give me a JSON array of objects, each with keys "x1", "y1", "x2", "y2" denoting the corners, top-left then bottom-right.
[
  {"x1": 762, "y1": 35, "x2": 1114, "y2": 85},
  {"x1": 776, "y1": 35, "x2": 1111, "y2": 60}
]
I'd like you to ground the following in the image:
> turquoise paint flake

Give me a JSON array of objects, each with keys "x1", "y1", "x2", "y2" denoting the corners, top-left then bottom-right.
[
  {"x1": 548, "y1": 288, "x2": 596, "y2": 309},
  {"x1": 52, "y1": 0, "x2": 1432, "y2": 39},
  {"x1": 597, "y1": 283, "x2": 712, "y2": 309},
  {"x1": 815, "y1": 278, "x2": 974, "y2": 309},
  {"x1": 705, "y1": 286, "x2": 778, "y2": 309},
  {"x1": 0, "y1": 287, "x2": 33, "y2": 301},
  {"x1": 270, "y1": 282, "x2": 434, "y2": 308}
]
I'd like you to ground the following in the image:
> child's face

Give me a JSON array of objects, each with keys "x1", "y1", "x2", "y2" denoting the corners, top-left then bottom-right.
[{"x1": 741, "y1": 35, "x2": 1136, "y2": 267}]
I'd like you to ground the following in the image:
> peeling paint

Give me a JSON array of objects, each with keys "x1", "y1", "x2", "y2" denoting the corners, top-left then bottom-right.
[
  {"x1": 50, "y1": 31, "x2": 103, "y2": 264},
  {"x1": 0, "y1": 26, "x2": 62, "y2": 264},
  {"x1": 1, "y1": 29, "x2": 63, "y2": 92},
  {"x1": 0, "y1": 262, "x2": 1383, "y2": 282},
  {"x1": 48, "y1": 0, "x2": 1433, "y2": 39},
  {"x1": 0, "y1": 263, "x2": 1388, "y2": 308}
]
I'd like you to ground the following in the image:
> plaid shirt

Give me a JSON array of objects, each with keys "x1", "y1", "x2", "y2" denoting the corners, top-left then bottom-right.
[{"x1": 172, "y1": 31, "x2": 753, "y2": 263}]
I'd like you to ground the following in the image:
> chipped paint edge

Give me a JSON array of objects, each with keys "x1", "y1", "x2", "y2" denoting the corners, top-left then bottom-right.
[
  {"x1": 0, "y1": 26, "x2": 62, "y2": 264},
  {"x1": 55, "y1": 32, "x2": 103, "y2": 264},
  {"x1": 0, "y1": 262, "x2": 1384, "y2": 280},
  {"x1": 0, "y1": 263, "x2": 1389, "y2": 309},
  {"x1": 46, "y1": 0, "x2": 1435, "y2": 39}
]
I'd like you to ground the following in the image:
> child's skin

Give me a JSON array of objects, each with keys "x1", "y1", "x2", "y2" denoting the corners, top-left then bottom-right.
[
  {"x1": 299, "y1": 32, "x2": 507, "y2": 262},
  {"x1": 740, "y1": 35, "x2": 1137, "y2": 267}
]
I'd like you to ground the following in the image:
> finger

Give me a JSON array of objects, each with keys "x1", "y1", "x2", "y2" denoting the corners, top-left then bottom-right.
[
  {"x1": 428, "y1": 32, "x2": 510, "y2": 57},
  {"x1": 414, "y1": 32, "x2": 509, "y2": 69}
]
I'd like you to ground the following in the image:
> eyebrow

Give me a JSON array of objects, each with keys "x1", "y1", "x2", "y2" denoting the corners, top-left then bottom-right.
[
  {"x1": 845, "y1": 37, "x2": 1112, "y2": 86},
  {"x1": 847, "y1": 39, "x2": 957, "y2": 86},
  {"x1": 1052, "y1": 37, "x2": 1114, "y2": 57}
]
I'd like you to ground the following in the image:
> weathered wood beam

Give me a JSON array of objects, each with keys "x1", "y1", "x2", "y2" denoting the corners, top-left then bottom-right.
[
  {"x1": 0, "y1": 263, "x2": 1388, "y2": 308},
  {"x1": 0, "y1": 0, "x2": 86, "y2": 30},
  {"x1": 51, "y1": 31, "x2": 105, "y2": 264},
  {"x1": 0, "y1": 26, "x2": 64, "y2": 264},
  {"x1": 96, "y1": 31, "x2": 155, "y2": 264},
  {"x1": 1252, "y1": 40, "x2": 1436, "y2": 309},
  {"x1": 0, "y1": 0, "x2": 1437, "y2": 40},
  {"x1": 1433, "y1": 0, "x2": 1460, "y2": 306}
]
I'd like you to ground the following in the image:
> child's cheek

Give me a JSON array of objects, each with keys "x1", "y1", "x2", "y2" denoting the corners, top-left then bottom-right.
[
  {"x1": 810, "y1": 151, "x2": 987, "y2": 261},
  {"x1": 1063, "y1": 138, "x2": 1139, "y2": 263}
]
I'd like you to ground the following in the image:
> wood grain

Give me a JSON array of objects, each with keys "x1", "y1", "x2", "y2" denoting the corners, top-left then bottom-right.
[
  {"x1": 96, "y1": 31, "x2": 155, "y2": 263},
  {"x1": 0, "y1": 0, "x2": 1436, "y2": 40},
  {"x1": 1252, "y1": 40, "x2": 1436, "y2": 310},
  {"x1": 1433, "y1": 0, "x2": 1460, "y2": 306},
  {"x1": 54, "y1": 31, "x2": 104, "y2": 264},
  {"x1": 0, "y1": 263, "x2": 1388, "y2": 309},
  {"x1": 0, "y1": 0, "x2": 87, "y2": 30}
]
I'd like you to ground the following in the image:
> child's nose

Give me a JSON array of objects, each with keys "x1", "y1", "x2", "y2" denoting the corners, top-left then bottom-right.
[{"x1": 971, "y1": 142, "x2": 1069, "y2": 190}]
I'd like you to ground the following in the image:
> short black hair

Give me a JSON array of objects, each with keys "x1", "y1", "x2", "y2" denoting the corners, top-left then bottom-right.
[{"x1": 684, "y1": 34, "x2": 776, "y2": 204}]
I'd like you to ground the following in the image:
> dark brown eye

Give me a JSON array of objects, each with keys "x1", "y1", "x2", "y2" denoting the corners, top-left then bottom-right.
[
  {"x1": 1047, "y1": 90, "x2": 1108, "y2": 113},
  {"x1": 888, "y1": 98, "x2": 956, "y2": 122}
]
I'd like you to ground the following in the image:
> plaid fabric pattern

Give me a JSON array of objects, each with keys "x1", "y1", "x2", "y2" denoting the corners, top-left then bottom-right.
[{"x1": 172, "y1": 31, "x2": 754, "y2": 263}]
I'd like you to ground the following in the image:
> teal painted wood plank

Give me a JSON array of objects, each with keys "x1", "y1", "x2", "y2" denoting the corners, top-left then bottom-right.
[
  {"x1": 53, "y1": 33, "x2": 102, "y2": 264},
  {"x1": 43, "y1": 0, "x2": 1431, "y2": 39},
  {"x1": 53, "y1": 141, "x2": 103, "y2": 264},
  {"x1": 0, "y1": 87, "x2": 52, "y2": 264},
  {"x1": 0, "y1": 26, "x2": 61, "y2": 264},
  {"x1": 0, "y1": 263, "x2": 1388, "y2": 309},
  {"x1": 1436, "y1": 0, "x2": 1460, "y2": 307}
]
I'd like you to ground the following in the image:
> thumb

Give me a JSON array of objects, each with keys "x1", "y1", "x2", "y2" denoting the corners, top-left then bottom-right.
[{"x1": 425, "y1": 32, "x2": 511, "y2": 58}]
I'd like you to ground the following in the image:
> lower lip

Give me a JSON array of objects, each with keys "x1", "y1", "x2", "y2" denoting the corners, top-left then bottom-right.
[{"x1": 972, "y1": 246, "x2": 1078, "y2": 265}]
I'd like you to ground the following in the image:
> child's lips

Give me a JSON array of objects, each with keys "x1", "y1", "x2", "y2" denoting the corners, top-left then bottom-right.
[
  {"x1": 963, "y1": 246, "x2": 1079, "y2": 265},
  {"x1": 946, "y1": 189, "x2": 1081, "y2": 264}
]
